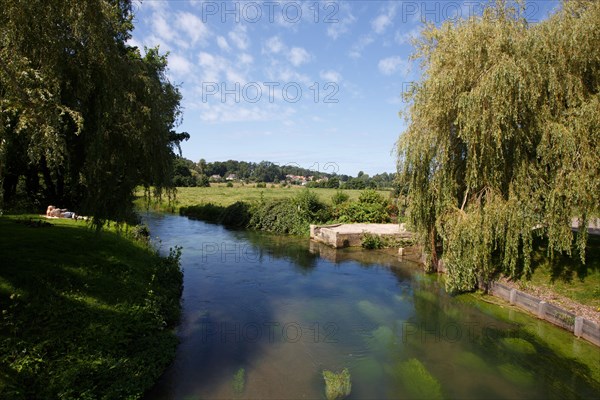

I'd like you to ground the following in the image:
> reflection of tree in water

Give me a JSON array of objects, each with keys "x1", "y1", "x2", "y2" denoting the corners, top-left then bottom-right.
[
  {"x1": 232, "y1": 230, "x2": 319, "y2": 272},
  {"x1": 406, "y1": 277, "x2": 600, "y2": 398}
]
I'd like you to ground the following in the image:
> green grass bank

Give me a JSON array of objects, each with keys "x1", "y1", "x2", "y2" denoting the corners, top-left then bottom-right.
[{"x1": 0, "y1": 215, "x2": 182, "y2": 399}]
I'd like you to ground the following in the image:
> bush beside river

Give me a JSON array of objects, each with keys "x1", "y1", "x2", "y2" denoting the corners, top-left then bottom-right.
[{"x1": 179, "y1": 188, "x2": 400, "y2": 236}]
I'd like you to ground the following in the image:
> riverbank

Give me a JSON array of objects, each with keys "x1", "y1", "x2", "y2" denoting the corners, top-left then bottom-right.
[
  {"x1": 167, "y1": 186, "x2": 598, "y2": 327},
  {"x1": 0, "y1": 215, "x2": 182, "y2": 399}
]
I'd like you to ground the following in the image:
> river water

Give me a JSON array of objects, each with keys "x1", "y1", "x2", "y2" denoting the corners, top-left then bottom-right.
[{"x1": 142, "y1": 213, "x2": 599, "y2": 399}]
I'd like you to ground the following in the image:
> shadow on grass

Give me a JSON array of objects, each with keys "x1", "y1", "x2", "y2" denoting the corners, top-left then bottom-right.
[
  {"x1": 530, "y1": 234, "x2": 600, "y2": 284},
  {"x1": 0, "y1": 216, "x2": 182, "y2": 399}
]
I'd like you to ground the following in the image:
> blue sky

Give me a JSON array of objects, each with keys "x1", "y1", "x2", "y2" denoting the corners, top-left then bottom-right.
[{"x1": 130, "y1": 0, "x2": 559, "y2": 176}]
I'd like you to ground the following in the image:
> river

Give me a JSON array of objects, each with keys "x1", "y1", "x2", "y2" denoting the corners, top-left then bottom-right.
[{"x1": 142, "y1": 213, "x2": 599, "y2": 399}]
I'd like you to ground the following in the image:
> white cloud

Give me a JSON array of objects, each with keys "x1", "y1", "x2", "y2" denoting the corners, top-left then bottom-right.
[
  {"x1": 264, "y1": 36, "x2": 284, "y2": 54},
  {"x1": 228, "y1": 25, "x2": 249, "y2": 50},
  {"x1": 197, "y1": 51, "x2": 249, "y2": 85},
  {"x1": 216, "y1": 36, "x2": 230, "y2": 52},
  {"x1": 152, "y1": 14, "x2": 176, "y2": 43},
  {"x1": 319, "y1": 70, "x2": 341, "y2": 83},
  {"x1": 288, "y1": 47, "x2": 311, "y2": 67},
  {"x1": 169, "y1": 54, "x2": 193, "y2": 75},
  {"x1": 176, "y1": 12, "x2": 209, "y2": 45},
  {"x1": 327, "y1": 1, "x2": 356, "y2": 40},
  {"x1": 144, "y1": 34, "x2": 172, "y2": 53},
  {"x1": 238, "y1": 53, "x2": 253, "y2": 65},
  {"x1": 265, "y1": 64, "x2": 312, "y2": 88},
  {"x1": 195, "y1": 102, "x2": 296, "y2": 123},
  {"x1": 378, "y1": 56, "x2": 406, "y2": 75},
  {"x1": 371, "y1": 3, "x2": 397, "y2": 34},
  {"x1": 395, "y1": 27, "x2": 422, "y2": 45},
  {"x1": 349, "y1": 35, "x2": 374, "y2": 59},
  {"x1": 144, "y1": 0, "x2": 168, "y2": 12},
  {"x1": 198, "y1": 51, "x2": 220, "y2": 82},
  {"x1": 372, "y1": 14, "x2": 391, "y2": 34}
]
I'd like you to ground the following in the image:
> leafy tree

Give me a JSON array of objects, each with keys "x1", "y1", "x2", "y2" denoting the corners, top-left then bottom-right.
[
  {"x1": 341, "y1": 178, "x2": 366, "y2": 190},
  {"x1": 172, "y1": 157, "x2": 196, "y2": 187},
  {"x1": 398, "y1": 0, "x2": 600, "y2": 292},
  {"x1": 197, "y1": 174, "x2": 210, "y2": 187},
  {"x1": 326, "y1": 177, "x2": 340, "y2": 188},
  {"x1": 0, "y1": 0, "x2": 188, "y2": 224}
]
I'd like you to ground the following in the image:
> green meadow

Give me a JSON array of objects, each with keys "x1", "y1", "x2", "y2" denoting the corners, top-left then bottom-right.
[{"x1": 137, "y1": 184, "x2": 392, "y2": 212}]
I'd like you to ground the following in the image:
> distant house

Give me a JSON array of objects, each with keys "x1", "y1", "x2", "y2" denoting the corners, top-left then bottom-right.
[
  {"x1": 209, "y1": 174, "x2": 222, "y2": 182},
  {"x1": 226, "y1": 174, "x2": 237, "y2": 181},
  {"x1": 285, "y1": 174, "x2": 307, "y2": 185}
]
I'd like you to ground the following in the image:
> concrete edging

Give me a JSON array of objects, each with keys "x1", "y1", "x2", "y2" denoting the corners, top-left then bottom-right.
[{"x1": 489, "y1": 281, "x2": 600, "y2": 347}]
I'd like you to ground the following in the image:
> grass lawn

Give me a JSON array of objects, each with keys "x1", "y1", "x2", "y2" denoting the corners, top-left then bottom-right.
[
  {"x1": 524, "y1": 234, "x2": 600, "y2": 310},
  {"x1": 136, "y1": 184, "x2": 391, "y2": 212},
  {"x1": 0, "y1": 215, "x2": 182, "y2": 399}
]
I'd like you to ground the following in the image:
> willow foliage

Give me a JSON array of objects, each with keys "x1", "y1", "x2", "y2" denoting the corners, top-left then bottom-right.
[
  {"x1": 0, "y1": 0, "x2": 187, "y2": 224},
  {"x1": 398, "y1": 0, "x2": 600, "y2": 292}
]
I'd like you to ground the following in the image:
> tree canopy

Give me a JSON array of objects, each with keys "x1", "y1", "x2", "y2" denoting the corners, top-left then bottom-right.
[
  {"x1": 398, "y1": 0, "x2": 600, "y2": 292},
  {"x1": 0, "y1": 0, "x2": 188, "y2": 224}
]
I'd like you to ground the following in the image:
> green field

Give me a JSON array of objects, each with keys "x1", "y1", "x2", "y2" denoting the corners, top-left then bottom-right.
[
  {"x1": 0, "y1": 215, "x2": 182, "y2": 399},
  {"x1": 137, "y1": 184, "x2": 392, "y2": 212}
]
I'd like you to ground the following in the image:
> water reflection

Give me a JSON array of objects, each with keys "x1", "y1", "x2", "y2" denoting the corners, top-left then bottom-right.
[{"x1": 142, "y1": 214, "x2": 599, "y2": 400}]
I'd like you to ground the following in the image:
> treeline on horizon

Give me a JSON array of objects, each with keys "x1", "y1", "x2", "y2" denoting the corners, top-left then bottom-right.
[{"x1": 172, "y1": 157, "x2": 398, "y2": 189}]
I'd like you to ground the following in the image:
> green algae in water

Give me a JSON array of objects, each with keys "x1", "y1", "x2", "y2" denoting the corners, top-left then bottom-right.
[
  {"x1": 414, "y1": 289, "x2": 437, "y2": 303},
  {"x1": 366, "y1": 325, "x2": 395, "y2": 356},
  {"x1": 231, "y1": 368, "x2": 245, "y2": 396},
  {"x1": 390, "y1": 358, "x2": 443, "y2": 400},
  {"x1": 353, "y1": 357, "x2": 384, "y2": 385},
  {"x1": 501, "y1": 338, "x2": 536, "y2": 355},
  {"x1": 357, "y1": 300, "x2": 393, "y2": 324},
  {"x1": 323, "y1": 368, "x2": 352, "y2": 400},
  {"x1": 456, "y1": 351, "x2": 491, "y2": 373},
  {"x1": 498, "y1": 363, "x2": 534, "y2": 387}
]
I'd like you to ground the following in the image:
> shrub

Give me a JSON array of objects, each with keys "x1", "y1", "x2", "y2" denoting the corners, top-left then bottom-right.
[
  {"x1": 256, "y1": 182, "x2": 266, "y2": 188},
  {"x1": 333, "y1": 202, "x2": 390, "y2": 223},
  {"x1": 358, "y1": 189, "x2": 385, "y2": 205},
  {"x1": 362, "y1": 233, "x2": 385, "y2": 249},
  {"x1": 331, "y1": 190, "x2": 349, "y2": 205},
  {"x1": 294, "y1": 189, "x2": 328, "y2": 220},
  {"x1": 248, "y1": 198, "x2": 308, "y2": 235},
  {"x1": 220, "y1": 201, "x2": 251, "y2": 227},
  {"x1": 129, "y1": 224, "x2": 150, "y2": 243},
  {"x1": 180, "y1": 201, "x2": 251, "y2": 228},
  {"x1": 179, "y1": 203, "x2": 224, "y2": 223},
  {"x1": 226, "y1": 181, "x2": 234, "y2": 187},
  {"x1": 247, "y1": 190, "x2": 330, "y2": 236}
]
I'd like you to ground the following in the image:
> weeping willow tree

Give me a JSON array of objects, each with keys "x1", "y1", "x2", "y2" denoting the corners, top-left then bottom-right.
[
  {"x1": 0, "y1": 0, "x2": 188, "y2": 225},
  {"x1": 398, "y1": 0, "x2": 600, "y2": 293}
]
